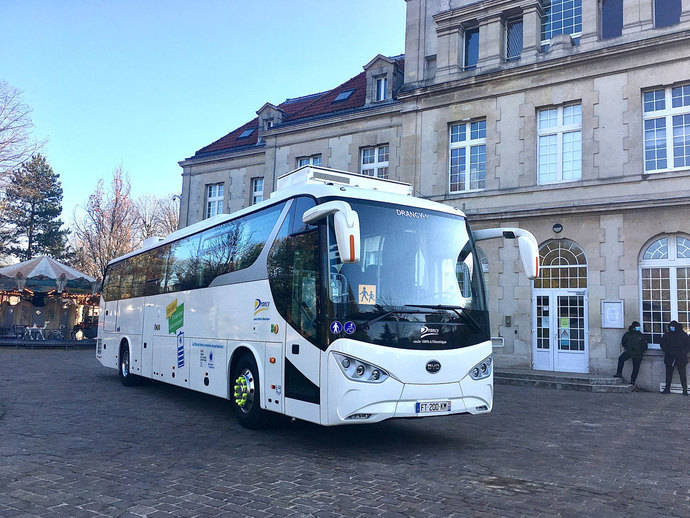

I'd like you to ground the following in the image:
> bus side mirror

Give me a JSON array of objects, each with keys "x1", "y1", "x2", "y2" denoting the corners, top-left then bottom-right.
[
  {"x1": 302, "y1": 201, "x2": 360, "y2": 263},
  {"x1": 473, "y1": 227, "x2": 540, "y2": 279}
]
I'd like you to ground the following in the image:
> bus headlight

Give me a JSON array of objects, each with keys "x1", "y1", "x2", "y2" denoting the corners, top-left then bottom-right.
[
  {"x1": 333, "y1": 353, "x2": 388, "y2": 384},
  {"x1": 469, "y1": 355, "x2": 492, "y2": 380}
]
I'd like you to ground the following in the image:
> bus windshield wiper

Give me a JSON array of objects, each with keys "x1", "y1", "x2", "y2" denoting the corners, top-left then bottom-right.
[
  {"x1": 404, "y1": 304, "x2": 481, "y2": 331},
  {"x1": 363, "y1": 308, "x2": 429, "y2": 329}
]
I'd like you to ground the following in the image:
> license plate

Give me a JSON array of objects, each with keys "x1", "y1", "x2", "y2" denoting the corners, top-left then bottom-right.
[{"x1": 415, "y1": 401, "x2": 451, "y2": 414}]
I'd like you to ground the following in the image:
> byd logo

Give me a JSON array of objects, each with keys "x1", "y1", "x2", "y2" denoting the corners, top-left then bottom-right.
[{"x1": 426, "y1": 360, "x2": 441, "y2": 374}]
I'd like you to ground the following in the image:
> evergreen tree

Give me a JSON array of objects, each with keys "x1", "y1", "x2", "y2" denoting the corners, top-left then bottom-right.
[{"x1": 0, "y1": 154, "x2": 69, "y2": 260}]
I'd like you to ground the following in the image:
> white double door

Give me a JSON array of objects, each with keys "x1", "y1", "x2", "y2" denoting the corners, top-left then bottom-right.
[{"x1": 532, "y1": 289, "x2": 589, "y2": 373}]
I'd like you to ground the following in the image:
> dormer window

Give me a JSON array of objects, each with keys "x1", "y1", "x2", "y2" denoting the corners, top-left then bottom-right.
[
  {"x1": 376, "y1": 77, "x2": 388, "y2": 101},
  {"x1": 238, "y1": 128, "x2": 255, "y2": 139},
  {"x1": 333, "y1": 89, "x2": 355, "y2": 102},
  {"x1": 264, "y1": 119, "x2": 273, "y2": 130}
]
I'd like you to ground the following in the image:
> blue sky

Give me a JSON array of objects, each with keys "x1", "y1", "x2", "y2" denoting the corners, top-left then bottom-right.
[{"x1": 1, "y1": 1, "x2": 406, "y2": 225}]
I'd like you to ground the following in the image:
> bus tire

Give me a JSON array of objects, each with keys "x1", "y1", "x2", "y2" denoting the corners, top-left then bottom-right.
[
  {"x1": 231, "y1": 354, "x2": 265, "y2": 429},
  {"x1": 118, "y1": 343, "x2": 137, "y2": 387}
]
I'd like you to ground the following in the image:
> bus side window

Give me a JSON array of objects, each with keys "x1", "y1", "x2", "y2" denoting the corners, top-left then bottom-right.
[
  {"x1": 143, "y1": 245, "x2": 169, "y2": 296},
  {"x1": 268, "y1": 197, "x2": 319, "y2": 342},
  {"x1": 119, "y1": 261, "x2": 134, "y2": 300},
  {"x1": 102, "y1": 263, "x2": 121, "y2": 301},
  {"x1": 198, "y1": 202, "x2": 285, "y2": 287},
  {"x1": 130, "y1": 253, "x2": 147, "y2": 298},
  {"x1": 164, "y1": 235, "x2": 201, "y2": 293}
]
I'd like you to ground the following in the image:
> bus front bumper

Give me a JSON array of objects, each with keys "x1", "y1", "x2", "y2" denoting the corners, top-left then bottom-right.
[{"x1": 325, "y1": 343, "x2": 493, "y2": 425}]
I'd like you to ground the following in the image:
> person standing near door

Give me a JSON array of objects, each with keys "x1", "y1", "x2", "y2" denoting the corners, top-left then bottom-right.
[
  {"x1": 614, "y1": 321, "x2": 648, "y2": 389},
  {"x1": 660, "y1": 320, "x2": 689, "y2": 395}
]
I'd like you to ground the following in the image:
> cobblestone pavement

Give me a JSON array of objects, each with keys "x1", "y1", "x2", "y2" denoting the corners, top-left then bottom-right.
[{"x1": 0, "y1": 349, "x2": 689, "y2": 518}]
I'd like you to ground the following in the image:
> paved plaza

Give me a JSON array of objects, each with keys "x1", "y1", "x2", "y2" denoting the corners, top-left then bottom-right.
[{"x1": 0, "y1": 348, "x2": 688, "y2": 517}]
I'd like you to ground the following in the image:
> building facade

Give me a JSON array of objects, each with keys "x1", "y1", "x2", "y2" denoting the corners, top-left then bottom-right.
[{"x1": 178, "y1": 0, "x2": 690, "y2": 390}]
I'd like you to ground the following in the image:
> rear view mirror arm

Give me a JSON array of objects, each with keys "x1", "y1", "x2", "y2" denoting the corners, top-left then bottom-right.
[
  {"x1": 302, "y1": 201, "x2": 360, "y2": 263},
  {"x1": 473, "y1": 227, "x2": 540, "y2": 279}
]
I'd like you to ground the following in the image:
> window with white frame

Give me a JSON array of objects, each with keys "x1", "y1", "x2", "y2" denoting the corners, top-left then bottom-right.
[
  {"x1": 361, "y1": 144, "x2": 389, "y2": 178},
  {"x1": 643, "y1": 84, "x2": 690, "y2": 172},
  {"x1": 541, "y1": 0, "x2": 582, "y2": 43},
  {"x1": 376, "y1": 77, "x2": 388, "y2": 101},
  {"x1": 449, "y1": 119, "x2": 486, "y2": 192},
  {"x1": 297, "y1": 154, "x2": 322, "y2": 167},
  {"x1": 639, "y1": 234, "x2": 690, "y2": 346},
  {"x1": 251, "y1": 177, "x2": 264, "y2": 205},
  {"x1": 537, "y1": 103, "x2": 582, "y2": 184},
  {"x1": 205, "y1": 183, "x2": 224, "y2": 218}
]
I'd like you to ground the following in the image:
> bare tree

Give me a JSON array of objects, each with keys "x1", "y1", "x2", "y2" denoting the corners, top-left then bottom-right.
[
  {"x1": 0, "y1": 81, "x2": 40, "y2": 183},
  {"x1": 156, "y1": 194, "x2": 180, "y2": 235},
  {"x1": 132, "y1": 193, "x2": 180, "y2": 241},
  {"x1": 133, "y1": 194, "x2": 161, "y2": 241},
  {"x1": 71, "y1": 167, "x2": 137, "y2": 280}
]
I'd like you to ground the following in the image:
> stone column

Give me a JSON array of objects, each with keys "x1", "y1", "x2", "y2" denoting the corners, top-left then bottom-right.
[
  {"x1": 435, "y1": 28, "x2": 461, "y2": 81},
  {"x1": 478, "y1": 15, "x2": 503, "y2": 70},
  {"x1": 404, "y1": 0, "x2": 424, "y2": 84},
  {"x1": 624, "y1": 0, "x2": 655, "y2": 33},
  {"x1": 639, "y1": 0, "x2": 655, "y2": 28},
  {"x1": 522, "y1": 5, "x2": 543, "y2": 60},
  {"x1": 579, "y1": 0, "x2": 599, "y2": 47},
  {"x1": 681, "y1": 0, "x2": 690, "y2": 23}
]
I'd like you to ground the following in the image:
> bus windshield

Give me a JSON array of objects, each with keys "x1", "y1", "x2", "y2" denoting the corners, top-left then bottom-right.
[{"x1": 325, "y1": 200, "x2": 489, "y2": 350}]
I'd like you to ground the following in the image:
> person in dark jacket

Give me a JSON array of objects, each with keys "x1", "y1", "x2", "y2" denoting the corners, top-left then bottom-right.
[
  {"x1": 614, "y1": 321, "x2": 649, "y2": 388},
  {"x1": 660, "y1": 320, "x2": 689, "y2": 395}
]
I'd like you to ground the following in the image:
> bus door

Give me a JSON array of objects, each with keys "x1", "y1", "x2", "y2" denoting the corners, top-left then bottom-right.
[
  {"x1": 284, "y1": 325, "x2": 321, "y2": 424},
  {"x1": 102, "y1": 264, "x2": 120, "y2": 332},
  {"x1": 103, "y1": 300, "x2": 118, "y2": 332},
  {"x1": 141, "y1": 300, "x2": 156, "y2": 377}
]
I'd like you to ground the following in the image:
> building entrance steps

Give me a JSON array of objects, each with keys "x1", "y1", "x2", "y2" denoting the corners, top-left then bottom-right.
[{"x1": 495, "y1": 368, "x2": 634, "y2": 393}]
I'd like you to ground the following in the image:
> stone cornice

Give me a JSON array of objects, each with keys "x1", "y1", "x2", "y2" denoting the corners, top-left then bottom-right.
[
  {"x1": 179, "y1": 146, "x2": 266, "y2": 168},
  {"x1": 179, "y1": 103, "x2": 403, "y2": 168},
  {"x1": 261, "y1": 102, "x2": 402, "y2": 137},
  {"x1": 433, "y1": 0, "x2": 541, "y2": 31},
  {"x1": 463, "y1": 194, "x2": 690, "y2": 220},
  {"x1": 399, "y1": 29, "x2": 690, "y2": 102}
]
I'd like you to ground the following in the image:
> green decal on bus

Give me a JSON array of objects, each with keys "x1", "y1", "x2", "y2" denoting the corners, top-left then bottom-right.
[{"x1": 168, "y1": 303, "x2": 184, "y2": 334}]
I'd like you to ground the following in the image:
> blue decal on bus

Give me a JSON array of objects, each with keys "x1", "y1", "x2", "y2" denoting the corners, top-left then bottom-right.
[
  {"x1": 330, "y1": 321, "x2": 342, "y2": 334},
  {"x1": 176, "y1": 331, "x2": 184, "y2": 368},
  {"x1": 344, "y1": 321, "x2": 356, "y2": 334}
]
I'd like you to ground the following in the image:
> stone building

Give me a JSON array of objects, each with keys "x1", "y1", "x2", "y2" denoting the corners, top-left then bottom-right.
[{"x1": 178, "y1": 0, "x2": 690, "y2": 390}]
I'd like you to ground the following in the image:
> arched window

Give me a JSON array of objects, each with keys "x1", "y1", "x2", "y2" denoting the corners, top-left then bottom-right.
[
  {"x1": 534, "y1": 239, "x2": 588, "y2": 289},
  {"x1": 639, "y1": 234, "x2": 690, "y2": 345}
]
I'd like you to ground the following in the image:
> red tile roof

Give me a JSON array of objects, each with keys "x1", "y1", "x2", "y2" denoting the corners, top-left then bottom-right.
[
  {"x1": 196, "y1": 118, "x2": 260, "y2": 155},
  {"x1": 194, "y1": 56, "x2": 403, "y2": 157}
]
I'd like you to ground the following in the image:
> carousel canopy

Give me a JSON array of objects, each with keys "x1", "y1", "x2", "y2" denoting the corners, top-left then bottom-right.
[{"x1": 0, "y1": 256, "x2": 96, "y2": 292}]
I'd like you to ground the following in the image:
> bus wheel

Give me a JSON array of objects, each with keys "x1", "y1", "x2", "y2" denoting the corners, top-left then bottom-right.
[
  {"x1": 231, "y1": 355, "x2": 265, "y2": 429},
  {"x1": 118, "y1": 344, "x2": 137, "y2": 387}
]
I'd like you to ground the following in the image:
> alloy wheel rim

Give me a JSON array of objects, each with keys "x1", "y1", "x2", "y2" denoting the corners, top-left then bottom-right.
[
  {"x1": 121, "y1": 350, "x2": 129, "y2": 377},
  {"x1": 233, "y1": 368, "x2": 255, "y2": 414}
]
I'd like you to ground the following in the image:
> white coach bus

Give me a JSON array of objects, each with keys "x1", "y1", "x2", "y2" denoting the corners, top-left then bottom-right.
[{"x1": 97, "y1": 166, "x2": 538, "y2": 427}]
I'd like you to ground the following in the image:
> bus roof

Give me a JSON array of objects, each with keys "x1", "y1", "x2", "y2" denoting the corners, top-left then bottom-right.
[{"x1": 108, "y1": 167, "x2": 465, "y2": 266}]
